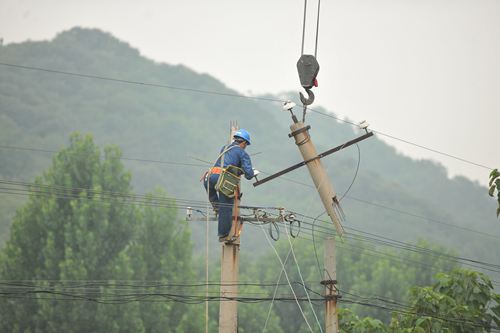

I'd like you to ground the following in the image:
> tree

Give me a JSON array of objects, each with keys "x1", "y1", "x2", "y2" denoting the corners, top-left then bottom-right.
[
  {"x1": 0, "y1": 133, "x2": 198, "y2": 332},
  {"x1": 489, "y1": 169, "x2": 500, "y2": 217},
  {"x1": 339, "y1": 309, "x2": 386, "y2": 333},
  {"x1": 391, "y1": 269, "x2": 500, "y2": 333},
  {"x1": 338, "y1": 269, "x2": 500, "y2": 333}
]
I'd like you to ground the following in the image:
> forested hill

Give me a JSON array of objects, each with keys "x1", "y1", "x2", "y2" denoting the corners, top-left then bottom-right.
[{"x1": 0, "y1": 27, "x2": 498, "y2": 270}]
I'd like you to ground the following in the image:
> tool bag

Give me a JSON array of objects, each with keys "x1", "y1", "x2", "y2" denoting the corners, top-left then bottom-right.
[
  {"x1": 216, "y1": 165, "x2": 241, "y2": 198},
  {"x1": 214, "y1": 145, "x2": 241, "y2": 198}
]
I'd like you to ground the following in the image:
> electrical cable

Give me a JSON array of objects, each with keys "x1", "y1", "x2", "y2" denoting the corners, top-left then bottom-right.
[
  {"x1": 3, "y1": 139, "x2": 496, "y2": 242},
  {"x1": 339, "y1": 297, "x2": 500, "y2": 332},
  {"x1": 3, "y1": 142, "x2": 498, "y2": 242},
  {"x1": 0, "y1": 144, "x2": 207, "y2": 168},
  {"x1": 303, "y1": 106, "x2": 493, "y2": 170},
  {"x1": 5, "y1": 178, "x2": 497, "y2": 276},
  {"x1": 258, "y1": 217, "x2": 314, "y2": 333},
  {"x1": 4, "y1": 179, "x2": 498, "y2": 276},
  {"x1": 262, "y1": 243, "x2": 294, "y2": 332},
  {"x1": 3, "y1": 177, "x2": 500, "y2": 278},
  {"x1": 311, "y1": 211, "x2": 326, "y2": 278},
  {"x1": 0, "y1": 61, "x2": 493, "y2": 170},
  {"x1": 0, "y1": 178, "x2": 284, "y2": 211},
  {"x1": 339, "y1": 143, "x2": 360, "y2": 201},
  {"x1": 0, "y1": 62, "x2": 282, "y2": 103},
  {"x1": 283, "y1": 221, "x2": 324, "y2": 333},
  {"x1": 293, "y1": 212, "x2": 500, "y2": 272},
  {"x1": 344, "y1": 195, "x2": 500, "y2": 240}
]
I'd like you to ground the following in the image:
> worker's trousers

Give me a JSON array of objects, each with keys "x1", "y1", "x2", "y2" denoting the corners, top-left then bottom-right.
[{"x1": 204, "y1": 173, "x2": 234, "y2": 237}]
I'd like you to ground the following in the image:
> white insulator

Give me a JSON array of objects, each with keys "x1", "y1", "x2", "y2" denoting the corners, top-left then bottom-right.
[
  {"x1": 359, "y1": 120, "x2": 370, "y2": 130},
  {"x1": 282, "y1": 101, "x2": 296, "y2": 111}
]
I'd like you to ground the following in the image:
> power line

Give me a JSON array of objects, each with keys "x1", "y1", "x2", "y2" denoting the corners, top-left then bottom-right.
[
  {"x1": 0, "y1": 178, "x2": 283, "y2": 212},
  {"x1": 3, "y1": 177, "x2": 499, "y2": 277},
  {"x1": 293, "y1": 214, "x2": 500, "y2": 273},
  {"x1": 291, "y1": 211, "x2": 500, "y2": 269},
  {"x1": 0, "y1": 61, "x2": 493, "y2": 171},
  {"x1": 0, "y1": 144, "x2": 206, "y2": 168},
  {"x1": 2, "y1": 142, "x2": 498, "y2": 243},
  {"x1": 2, "y1": 149, "x2": 498, "y2": 254},
  {"x1": 3, "y1": 177, "x2": 498, "y2": 275},
  {"x1": 0, "y1": 62, "x2": 282, "y2": 103},
  {"x1": 303, "y1": 106, "x2": 493, "y2": 170},
  {"x1": 344, "y1": 195, "x2": 500, "y2": 240},
  {"x1": 1, "y1": 287, "x2": 498, "y2": 331},
  {"x1": 0, "y1": 94, "x2": 494, "y2": 244}
]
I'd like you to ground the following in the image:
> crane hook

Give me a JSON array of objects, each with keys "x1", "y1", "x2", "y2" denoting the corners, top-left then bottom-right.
[{"x1": 299, "y1": 88, "x2": 315, "y2": 106}]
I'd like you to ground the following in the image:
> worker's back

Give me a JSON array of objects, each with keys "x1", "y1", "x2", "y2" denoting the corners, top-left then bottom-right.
[{"x1": 214, "y1": 143, "x2": 254, "y2": 179}]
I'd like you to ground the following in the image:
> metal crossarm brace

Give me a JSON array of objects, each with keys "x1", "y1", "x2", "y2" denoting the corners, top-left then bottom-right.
[{"x1": 253, "y1": 131, "x2": 373, "y2": 187}]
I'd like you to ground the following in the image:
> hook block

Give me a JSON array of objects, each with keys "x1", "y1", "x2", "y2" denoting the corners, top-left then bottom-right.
[{"x1": 297, "y1": 54, "x2": 320, "y2": 89}]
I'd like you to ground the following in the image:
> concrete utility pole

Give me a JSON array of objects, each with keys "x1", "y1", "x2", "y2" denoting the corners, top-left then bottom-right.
[
  {"x1": 219, "y1": 122, "x2": 240, "y2": 333},
  {"x1": 219, "y1": 240, "x2": 240, "y2": 333},
  {"x1": 289, "y1": 119, "x2": 344, "y2": 236},
  {"x1": 323, "y1": 237, "x2": 339, "y2": 333}
]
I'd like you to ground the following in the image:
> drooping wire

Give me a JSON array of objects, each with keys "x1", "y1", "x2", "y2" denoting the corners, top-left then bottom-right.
[
  {"x1": 262, "y1": 244, "x2": 294, "y2": 332},
  {"x1": 0, "y1": 144, "x2": 207, "y2": 168},
  {"x1": 257, "y1": 216, "x2": 314, "y2": 333},
  {"x1": 269, "y1": 221, "x2": 280, "y2": 241},
  {"x1": 339, "y1": 143, "x2": 360, "y2": 201},
  {"x1": 0, "y1": 62, "x2": 282, "y2": 103},
  {"x1": 283, "y1": 221, "x2": 324, "y2": 333},
  {"x1": 312, "y1": 211, "x2": 327, "y2": 278}
]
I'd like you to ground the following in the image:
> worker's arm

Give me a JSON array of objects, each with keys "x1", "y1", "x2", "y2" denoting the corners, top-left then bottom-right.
[{"x1": 240, "y1": 150, "x2": 255, "y2": 180}]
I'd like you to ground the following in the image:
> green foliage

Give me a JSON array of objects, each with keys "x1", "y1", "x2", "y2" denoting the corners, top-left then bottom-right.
[
  {"x1": 489, "y1": 169, "x2": 500, "y2": 217},
  {"x1": 338, "y1": 268, "x2": 500, "y2": 333},
  {"x1": 340, "y1": 308, "x2": 386, "y2": 333},
  {"x1": 392, "y1": 269, "x2": 500, "y2": 333},
  {"x1": 0, "y1": 133, "x2": 198, "y2": 332},
  {"x1": 336, "y1": 239, "x2": 458, "y2": 323}
]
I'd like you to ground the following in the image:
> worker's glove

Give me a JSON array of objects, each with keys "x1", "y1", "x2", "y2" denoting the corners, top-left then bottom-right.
[{"x1": 253, "y1": 169, "x2": 260, "y2": 177}]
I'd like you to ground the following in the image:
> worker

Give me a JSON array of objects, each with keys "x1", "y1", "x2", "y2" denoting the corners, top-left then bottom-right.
[{"x1": 203, "y1": 129, "x2": 259, "y2": 241}]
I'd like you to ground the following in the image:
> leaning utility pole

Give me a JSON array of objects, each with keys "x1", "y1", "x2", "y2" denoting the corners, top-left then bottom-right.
[
  {"x1": 289, "y1": 117, "x2": 344, "y2": 235},
  {"x1": 219, "y1": 122, "x2": 240, "y2": 333},
  {"x1": 323, "y1": 237, "x2": 339, "y2": 333}
]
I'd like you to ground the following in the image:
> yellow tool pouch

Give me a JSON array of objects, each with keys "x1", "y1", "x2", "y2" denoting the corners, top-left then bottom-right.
[
  {"x1": 212, "y1": 143, "x2": 241, "y2": 198},
  {"x1": 215, "y1": 166, "x2": 240, "y2": 198}
]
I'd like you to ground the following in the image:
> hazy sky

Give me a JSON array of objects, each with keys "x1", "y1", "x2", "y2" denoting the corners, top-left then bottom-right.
[{"x1": 1, "y1": 0, "x2": 498, "y2": 184}]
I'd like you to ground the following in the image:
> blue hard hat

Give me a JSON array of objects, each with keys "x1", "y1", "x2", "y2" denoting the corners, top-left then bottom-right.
[{"x1": 233, "y1": 129, "x2": 251, "y2": 145}]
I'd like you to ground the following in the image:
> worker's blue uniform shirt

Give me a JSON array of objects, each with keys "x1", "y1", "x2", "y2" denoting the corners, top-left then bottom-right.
[
  {"x1": 213, "y1": 142, "x2": 255, "y2": 179},
  {"x1": 204, "y1": 142, "x2": 254, "y2": 237}
]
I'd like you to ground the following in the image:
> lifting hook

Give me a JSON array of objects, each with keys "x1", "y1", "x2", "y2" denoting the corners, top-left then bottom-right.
[{"x1": 299, "y1": 88, "x2": 315, "y2": 106}]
